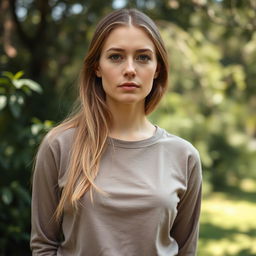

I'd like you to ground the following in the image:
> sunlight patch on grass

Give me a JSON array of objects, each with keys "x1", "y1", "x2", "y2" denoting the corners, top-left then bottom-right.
[
  {"x1": 202, "y1": 193, "x2": 256, "y2": 230},
  {"x1": 199, "y1": 235, "x2": 256, "y2": 256},
  {"x1": 240, "y1": 179, "x2": 256, "y2": 192},
  {"x1": 198, "y1": 192, "x2": 256, "y2": 256}
]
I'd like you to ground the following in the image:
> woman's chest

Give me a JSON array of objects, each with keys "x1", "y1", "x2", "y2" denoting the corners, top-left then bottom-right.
[{"x1": 89, "y1": 146, "x2": 187, "y2": 214}]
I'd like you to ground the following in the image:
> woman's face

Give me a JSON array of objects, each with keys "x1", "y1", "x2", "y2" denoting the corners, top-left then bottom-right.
[{"x1": 96, "y1": 25, "x2": 159, "y2": 107}]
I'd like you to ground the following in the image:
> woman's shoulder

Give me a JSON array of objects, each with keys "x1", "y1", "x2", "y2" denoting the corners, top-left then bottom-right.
[
  {"x1": 159, "y1": 127, "x2": 200, "y2": 159},
  {"x1": 39, "y1": 127, "x2": 76, "y2": 154}
]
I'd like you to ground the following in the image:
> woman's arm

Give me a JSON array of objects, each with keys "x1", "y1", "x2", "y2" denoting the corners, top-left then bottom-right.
[
  {"x1": 30, "y1": 136, "x2": 62, "y2": 255},
  {"x1": 170, "y1": 152, "x2": 202, "y2": 256}
]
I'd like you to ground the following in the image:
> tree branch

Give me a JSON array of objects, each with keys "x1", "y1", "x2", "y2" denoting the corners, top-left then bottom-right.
[
  {"x1": 1, "y1": 0, "x2": 17, "y2": 57},
  {"x1": 9, "y1": 0, "x2": 33, "y2": 49},
  {"x1": 35, "y1": 0, "x2": 50, "y2": 41}
]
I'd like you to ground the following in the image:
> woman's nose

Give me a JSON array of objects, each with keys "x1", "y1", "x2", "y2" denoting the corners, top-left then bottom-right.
[{"x1": 123, "y1": 58, "x2": 136, "y2": 78}]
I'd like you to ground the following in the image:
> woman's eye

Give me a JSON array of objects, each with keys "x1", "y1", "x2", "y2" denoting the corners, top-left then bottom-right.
[
  {"x1": 136, "y1": 54, "x2": 151, "y2": 63},
  {"x1": 109, "y1": 54, "x2": 123, "y2": 62}
]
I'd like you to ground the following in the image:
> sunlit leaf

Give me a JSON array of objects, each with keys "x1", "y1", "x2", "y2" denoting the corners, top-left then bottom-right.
[
  {"x1": 13, "y1": 79, "x2": 43, "y2": 94},
  {"x1": 0, "y1": 95, "x2": 7, "y2": 110},
  {"x1": 31, "y1": 117, "x2": 41, "y2": 124},
  {"x1": 2, "y1": 71, "x2": 14, "y2": 80},
  {"x1": 44, "y1": 120, "x2": 54, "y2": 128},
  {"x1": 13, "y1": 71, "x2": 24, "y2": 80},
  {"x1": 31, "y1": 123, "x2": 42, "y2": 135}
]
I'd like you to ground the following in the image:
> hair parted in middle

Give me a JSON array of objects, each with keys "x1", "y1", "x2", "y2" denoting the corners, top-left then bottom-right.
[{"x1": 47, "y1": 8, "x2": 169, "y2": 219}]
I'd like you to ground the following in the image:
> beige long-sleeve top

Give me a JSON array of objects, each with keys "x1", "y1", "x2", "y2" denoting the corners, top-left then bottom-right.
[{"x1": 31, "y1": 126, "x2": 202, "y2": 256}]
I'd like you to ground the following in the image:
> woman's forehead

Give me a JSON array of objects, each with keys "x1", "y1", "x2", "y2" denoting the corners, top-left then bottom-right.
[{"x1": 101, "y1": 25, "x2": 156, "y2": 53}]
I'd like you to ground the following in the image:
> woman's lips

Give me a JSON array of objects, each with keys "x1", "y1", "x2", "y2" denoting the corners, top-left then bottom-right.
[{"x1": 118, "y1": 82, "x2": 140, "y2": 89}]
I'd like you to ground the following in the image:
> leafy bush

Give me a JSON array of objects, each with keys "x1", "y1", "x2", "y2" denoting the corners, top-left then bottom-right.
[{"x1": 0, "y1": 71, "x2": 53, "y2": 255}]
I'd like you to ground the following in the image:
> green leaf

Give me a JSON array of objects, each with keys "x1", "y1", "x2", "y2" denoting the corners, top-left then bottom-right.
[
  {"x1": 31, "y1": 123, "x2": 42, "y2": 135},
  {"x1": 0, "y1": 87, "x2": 7, "y2": 94},
  {"x1": 13, "y1": 71, "x2": 24, "y2": 80},
  {"x1": 2, "y1": 187, "x2": 13, "y2": 205},
  {"x1": 44, "y1": 120, "x2": 54, "y2": 128},
  {"x1": 0, "y1": 95, "x2": 7, "y2": 110},
  {"x1": 13, "y1": 79, "x2": 43, "y2": 94},
  {"x1": 2, "y1": 71, "x2": 14, "y2": 80},
  {"x1": 9, "y1": 94, "x2": 24, "y2": 118},
  {"x1": 0, "y1": 77, "x2": 11, "y2": 86},
  {"x1": 31, "y1": 117, "x2": 41, "y2": 124},
  {"x1": 22, "y1": 86, "x2": 32, "y2": 96}
]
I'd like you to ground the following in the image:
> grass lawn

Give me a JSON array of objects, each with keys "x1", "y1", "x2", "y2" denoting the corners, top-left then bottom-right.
[{"x1": 198, "y1": 184, "x2": 256, "y2": 256}]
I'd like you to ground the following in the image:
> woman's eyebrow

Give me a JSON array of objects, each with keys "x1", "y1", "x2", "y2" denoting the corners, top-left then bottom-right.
[
  {"x1": 106, "y1": 47, "x2": 154, "y2": 53},
  {"x1": 136, "y1": 48, "x2": 154, "y2": 53}
]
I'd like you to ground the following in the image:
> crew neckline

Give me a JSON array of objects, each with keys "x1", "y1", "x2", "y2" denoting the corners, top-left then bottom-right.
[{"x1": 107, "y1": 125, "x2": 164, "y2": 149}]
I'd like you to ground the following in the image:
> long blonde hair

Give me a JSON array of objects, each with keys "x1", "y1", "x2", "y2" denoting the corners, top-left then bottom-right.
[{"x1": 42, "y1": 8, "x2": 169, "y2": 219}]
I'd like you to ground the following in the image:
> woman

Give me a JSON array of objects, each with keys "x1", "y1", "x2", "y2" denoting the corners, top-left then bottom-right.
[{"x1": 31, "y1": 8, "x2": 202, "y2": 256}]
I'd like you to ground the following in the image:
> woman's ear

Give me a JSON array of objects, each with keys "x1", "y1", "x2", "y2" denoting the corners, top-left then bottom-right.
[{"x1": 95, "y1": 65, "x2": 102, "y2": 77}]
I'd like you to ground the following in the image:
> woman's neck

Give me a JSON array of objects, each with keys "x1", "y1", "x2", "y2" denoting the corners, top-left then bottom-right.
[{"x1": 107, "y1": 101, "x2": 155, "y2": 141}]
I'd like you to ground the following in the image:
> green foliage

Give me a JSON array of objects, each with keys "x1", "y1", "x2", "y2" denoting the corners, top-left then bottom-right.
[
  {"x1": 0, "y1": 71, "x2": 53, "y2": 255},
  {"x1": 150, "y1": 17, "x2": 256, "y2": 191},
  {"x1": 0, "y1": 71, "x2": 42, "y2": 118}
]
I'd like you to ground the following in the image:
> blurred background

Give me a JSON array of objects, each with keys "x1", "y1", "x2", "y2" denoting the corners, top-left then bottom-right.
[{"x1": 0, "y1": 0, "x2": 255, "y2": 255}]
